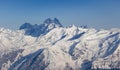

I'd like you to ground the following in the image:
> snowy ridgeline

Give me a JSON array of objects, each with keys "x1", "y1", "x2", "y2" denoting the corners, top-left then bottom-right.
[{"x1": 0, "y1": 18, "x2": 120, "y2": 70}]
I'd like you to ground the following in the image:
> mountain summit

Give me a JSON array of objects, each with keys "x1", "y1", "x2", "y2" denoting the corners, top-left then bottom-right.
[
  {"x1": 44, "y1": 18, "x2": 63, "y2": 27},
  {"x1": 0, "y1": 18, "x2": 120, "y2": 70},
  {"x1": 19, "y1": 18, "x2": 63, "y2": 37}
]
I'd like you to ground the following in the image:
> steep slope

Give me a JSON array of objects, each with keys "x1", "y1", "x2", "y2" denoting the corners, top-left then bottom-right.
[
  {"x1": 0, "y1": 19, "x2": 120, "y2": 70},
  {"x1": 19, "y1": 18, "x2": 63, "y2": 37}
]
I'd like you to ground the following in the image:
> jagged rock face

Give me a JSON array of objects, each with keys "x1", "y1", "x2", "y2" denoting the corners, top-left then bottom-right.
[
  {"x1": 0, "y1": 19, "x2": 120, "y2": 70},
  {"x1": 19, "y1": 18, "x2": 63, "y2": 37}
]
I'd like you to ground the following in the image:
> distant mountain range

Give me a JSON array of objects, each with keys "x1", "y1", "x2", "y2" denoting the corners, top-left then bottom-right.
[{"x1": 0, "y1": 18, "x2": 120, "y2": 70}]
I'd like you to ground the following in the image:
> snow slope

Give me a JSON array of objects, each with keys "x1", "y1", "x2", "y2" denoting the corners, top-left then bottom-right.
[{"x1": 0, "y1": 19, "x2": 120, "y2": 70}]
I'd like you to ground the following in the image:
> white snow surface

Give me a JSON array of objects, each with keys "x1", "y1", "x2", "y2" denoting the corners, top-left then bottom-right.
[{"x1": 0, "y1": 26, "x2": 120, "y2": 70}]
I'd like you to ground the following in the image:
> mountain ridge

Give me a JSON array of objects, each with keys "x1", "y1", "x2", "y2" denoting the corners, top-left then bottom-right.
[
  {"x1": 0, "y1": 18, "x2": 120, "y2": 70},
  {"x1": 19, "y1": 18, "x2": 63, "y2": 37}
]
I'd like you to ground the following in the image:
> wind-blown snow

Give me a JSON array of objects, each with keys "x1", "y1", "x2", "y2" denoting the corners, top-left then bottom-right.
[{"x1": 0, "y1": 18, "x2": 120, "y2": 70}]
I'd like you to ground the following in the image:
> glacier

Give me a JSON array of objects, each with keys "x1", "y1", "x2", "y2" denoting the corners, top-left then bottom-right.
[{"x1": 0, "y1": 18, "x2": 120, "y2": 70}]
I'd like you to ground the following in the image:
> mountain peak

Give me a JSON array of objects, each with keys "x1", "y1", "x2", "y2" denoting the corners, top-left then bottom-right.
[
  {"x1": 43, "y1": 18, "x2": 52, "y2": 24},
  {"x1": 19, "y1": 18, "x2": 63, "y2": 37},
  {"x1": 44, "y1": 18, "x2": 63, "y2": 27},
  {"x1": 19, "y1": 23, "x2": 32, "y2": 30}
]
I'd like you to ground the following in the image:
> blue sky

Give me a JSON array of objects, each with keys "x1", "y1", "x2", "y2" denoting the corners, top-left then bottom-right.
[{"x1": 0, "y1": 0, "x2": 120, "y2": 29}]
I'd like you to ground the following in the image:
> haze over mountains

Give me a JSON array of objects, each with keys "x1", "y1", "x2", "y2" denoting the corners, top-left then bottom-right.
[{"x1": 0, "y1": 18, "x2": 120, "y2": 70}]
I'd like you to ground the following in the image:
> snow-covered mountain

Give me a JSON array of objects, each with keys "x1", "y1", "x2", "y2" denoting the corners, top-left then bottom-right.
[
  {"x1": 19, "y1": 18, "x2": 63, "y2": 37},
  {"x1": 0, "y1": 18, "x2": 120, "y2": 70}
]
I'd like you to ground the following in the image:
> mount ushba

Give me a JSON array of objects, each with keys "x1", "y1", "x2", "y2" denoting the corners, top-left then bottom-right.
[{"x1": 0, "y1": 18, "x2": 120, "y2": 70}]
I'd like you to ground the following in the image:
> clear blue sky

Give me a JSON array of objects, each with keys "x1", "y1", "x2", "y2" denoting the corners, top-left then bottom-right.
[{"x1": 0, "y1": 0, "x2": 120, "y2": 29}]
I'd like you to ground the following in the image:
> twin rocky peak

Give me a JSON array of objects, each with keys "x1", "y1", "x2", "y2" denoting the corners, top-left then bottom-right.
[{"x1": 19, "y1": 18, "x2": 63, "y2": 37}]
